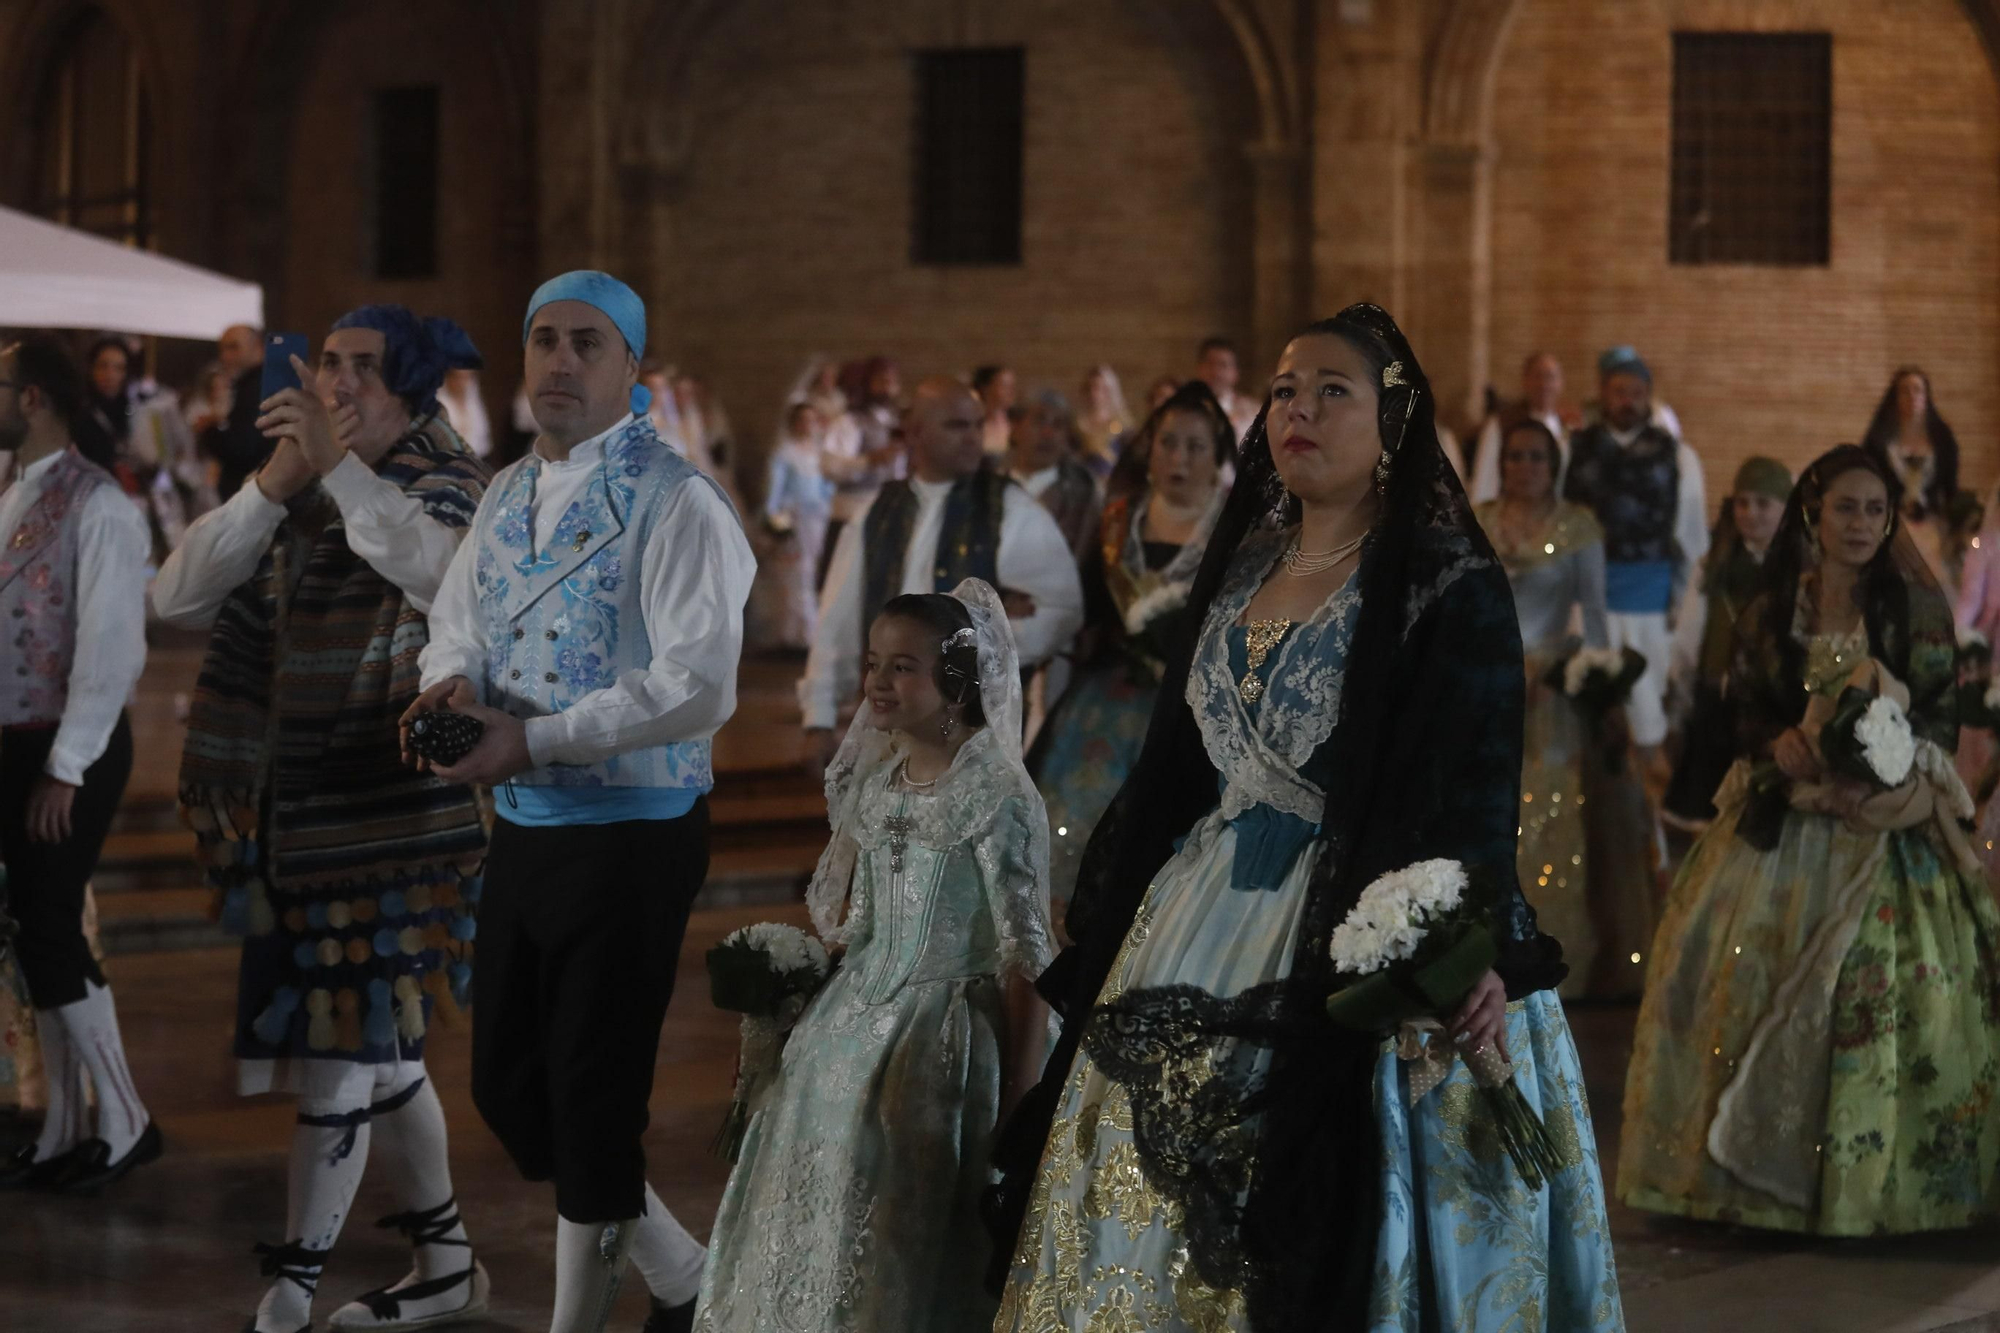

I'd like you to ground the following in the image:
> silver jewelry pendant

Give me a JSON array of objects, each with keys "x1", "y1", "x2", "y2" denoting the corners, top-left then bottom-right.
[{"x1": 1374, "y1": 450, "x2": 1393, "y2": 495}]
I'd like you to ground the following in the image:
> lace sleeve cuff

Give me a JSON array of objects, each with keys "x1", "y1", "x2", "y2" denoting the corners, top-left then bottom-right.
[{"x1": 981, "y1": 796, "x2": 1057, "y2": 983}]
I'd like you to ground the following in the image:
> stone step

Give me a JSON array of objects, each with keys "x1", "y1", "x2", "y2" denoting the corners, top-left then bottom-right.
[
  {"x1": 92, "y1": 838, "x2": 821, "y2": 957},
  {"x1": 94, "y1": 783, "x2": 826, "y2": 880}
]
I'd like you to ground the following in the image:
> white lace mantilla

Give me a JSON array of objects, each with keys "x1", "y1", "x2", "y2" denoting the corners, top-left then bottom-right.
[{"x1": 1184, "y1": 529, "x2": 1362, "y2": 825}]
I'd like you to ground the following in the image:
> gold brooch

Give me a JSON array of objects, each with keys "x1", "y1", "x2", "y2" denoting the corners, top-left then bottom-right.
[
  {"x1": 573, "y1": 529, "x2": 591, "y2": 552},
  {"x1": 1381, "y1": 361, "x2": 1409, "y2": 389}
]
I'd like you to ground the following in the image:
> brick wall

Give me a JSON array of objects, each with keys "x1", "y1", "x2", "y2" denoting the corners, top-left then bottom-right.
[
  {"x1": 1488, "y1": 0, "x2": 2000, "y2": 507},
  {"x1": 642, "y1": 0, "x2": 1258, "y2": 491}
]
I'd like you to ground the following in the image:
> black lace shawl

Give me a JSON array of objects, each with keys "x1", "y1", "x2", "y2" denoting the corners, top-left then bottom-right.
[{"x1": 985, "y1": 305, "x2": 1565, "y2": 1329}]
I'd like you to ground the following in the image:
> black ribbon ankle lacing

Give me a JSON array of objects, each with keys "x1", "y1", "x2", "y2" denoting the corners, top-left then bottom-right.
[
  {"x1": 295, "y1": 1075, "x2": 430, "y2": 1166},
  {"x1": 252, "y1": 1239, "x2": 328, "y2": 1296},
  {"x1": 355, "y1": 1196, "x2": 475, "y2": 1320}
]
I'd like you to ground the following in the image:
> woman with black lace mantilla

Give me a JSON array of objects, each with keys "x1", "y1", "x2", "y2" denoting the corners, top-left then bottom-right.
[{"x1": 987, "y1": 306, "x2": 1624, "y2": 1333}]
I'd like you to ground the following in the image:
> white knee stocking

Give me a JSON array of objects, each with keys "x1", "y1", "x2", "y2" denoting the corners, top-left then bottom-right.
[
  {"x1": 319, "y1": 1061, "x2": 487, "y2": 1327},
  {"x1": 629, "y1": 1183, "x2": 705, "y2": 1307},
  {"x1": 365, "y1": 1062, "x2": 471, "y2": 1280},
  {"x1": 53, "y1": 979, "x2": 147, "y2": 1158},
  {"x1": 551, "y1": 1214, "x2": 635, "y2": 1333},
  {"x1": 30, "y1": 1007, "x2": 84, "y2": 1159},
  {"x1": 255, "y1": 1062, "x2": 374, "y2": 1333}
]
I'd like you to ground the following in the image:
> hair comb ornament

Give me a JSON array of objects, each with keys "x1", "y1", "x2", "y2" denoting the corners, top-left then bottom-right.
[
  {"x1": 1381, "y1": 361, "x2": 1409, "y2": 389},
  {"x1": 942, "y1": 627, "x2": 978, "y2": 652}
]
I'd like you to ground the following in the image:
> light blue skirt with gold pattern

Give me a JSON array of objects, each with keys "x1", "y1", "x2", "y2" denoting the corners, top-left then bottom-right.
[{"x1": 995, "y1": 812, "x2": 1625, "y2": 1333}]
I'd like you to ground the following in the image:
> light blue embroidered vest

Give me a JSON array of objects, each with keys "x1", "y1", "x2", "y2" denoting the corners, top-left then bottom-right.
[{"x1": 472, "y1": 416, "x2": 716, "y2": 793}]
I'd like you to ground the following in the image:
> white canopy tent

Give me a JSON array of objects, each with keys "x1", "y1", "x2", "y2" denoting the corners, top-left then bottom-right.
[{"x1": 0, "y1": 204, "x2": 264, "y2": 341}]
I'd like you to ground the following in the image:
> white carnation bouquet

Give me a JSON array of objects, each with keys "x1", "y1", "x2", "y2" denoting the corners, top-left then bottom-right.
[
  {"x1": 1325, "y1": 860, "x2": 1566, "y2": 1189},
  {"x1": 706, "y1": 922, "x2": 831, "y2": 1160},
  {"x1": 1549, "y1": 644, "x2": 1647, "y2": 712},
  {"x1": 1821, "y1": 690, "x2": 1916, "y2": 789}
]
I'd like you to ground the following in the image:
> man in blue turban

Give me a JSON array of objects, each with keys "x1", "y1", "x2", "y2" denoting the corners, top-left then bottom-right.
[
  {"x1": 151, "y1": 304, "x2": 496, "y2": 1332},
  {"x1": 407, "y1": 271, "x2": 754, "y2": 1333}
]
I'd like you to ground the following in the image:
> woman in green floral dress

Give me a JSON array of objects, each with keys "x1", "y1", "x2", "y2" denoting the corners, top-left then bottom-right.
[{"x1": 1620, "y1": 444, "x2": 2000, "y2": 1234}]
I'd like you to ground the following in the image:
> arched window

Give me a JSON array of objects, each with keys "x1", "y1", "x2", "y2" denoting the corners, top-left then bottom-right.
[{"x1": 31, "y1": 6, "x2": 153, "y2": 245}]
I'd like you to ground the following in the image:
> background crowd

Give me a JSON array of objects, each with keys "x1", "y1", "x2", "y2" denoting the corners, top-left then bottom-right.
[{"x1": 6, "y1": 304, "x2": 2000, "y2": 1331}]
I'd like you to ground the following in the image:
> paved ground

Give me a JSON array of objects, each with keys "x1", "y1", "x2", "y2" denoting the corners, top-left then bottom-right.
[
  {"x1": 3, "y1": 642, "x2": 1997, "y2": 1330},
  {"x1": 4, "y1": 930, "x2": 1998, "y2": 1331}
]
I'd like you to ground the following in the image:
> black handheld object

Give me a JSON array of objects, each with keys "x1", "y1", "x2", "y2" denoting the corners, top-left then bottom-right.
[
  {"x1": 407, "y1": 711, "x2": 485, "y2": 767},
  {"x1": 259, "y1": 332, "x2": 309, "y2": 403}
]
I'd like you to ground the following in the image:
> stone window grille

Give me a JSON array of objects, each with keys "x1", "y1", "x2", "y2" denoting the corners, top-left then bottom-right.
[
  {"x1": 31, "y1": 5, "x2": 153, "y2": 247},
  {"x1": 372, "y1": 85, "x2": 441, "y2": 280},
  {"x1": 912, "y1": 47, "x2": 1025, "y2": 266},
  {"x1": 1669, "y1": 32, "x2": 1832, "y2": 266}
]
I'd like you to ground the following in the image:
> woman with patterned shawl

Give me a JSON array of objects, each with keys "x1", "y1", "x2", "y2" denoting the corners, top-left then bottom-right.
[
  {"x1": 989, "y1": 306, "x2": 1622, "y2": 1333},
  {"x1": 1620, "y1": 444, "x2": 2000, "y2": 1236},
  {"x1": 1030, "y1": 381, "x2": 1231, "y2": 911},
  {"x1": 1476, "y1": 418, "x2": 1610, "y2": 1000},
  {"x1": 152, "y1": 306, "x2": 493, "y2": 1333}
]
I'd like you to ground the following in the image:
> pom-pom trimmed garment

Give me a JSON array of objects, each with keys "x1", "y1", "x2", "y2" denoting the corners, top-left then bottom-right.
[{"x1": 178, "y1": 417, "x2": 490, "y2": 1084}]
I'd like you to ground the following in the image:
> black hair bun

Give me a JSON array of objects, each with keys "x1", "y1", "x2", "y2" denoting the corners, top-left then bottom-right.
[{"x1": 408, "y1": 711, "x2": 485, "y2": 766}]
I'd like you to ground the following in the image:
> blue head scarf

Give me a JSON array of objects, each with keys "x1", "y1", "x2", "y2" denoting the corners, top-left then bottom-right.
[
  {"x1": 327, "y1": 305, "x2": 483, "y2": 420},
  {"x1": 1597, "y1": 344, "x2": 1652, "y2": 385},
  {"x1": 522, "y1": 270, "x2": 652, "y2": 416}
]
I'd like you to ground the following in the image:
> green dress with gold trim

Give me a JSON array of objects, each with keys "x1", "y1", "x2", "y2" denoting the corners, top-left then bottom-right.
[{"x1": 1620, "y1": 581, "x2": 2000, "y2": 1233}]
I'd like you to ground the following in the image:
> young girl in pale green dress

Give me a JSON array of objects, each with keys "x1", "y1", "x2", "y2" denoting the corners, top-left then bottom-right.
[
  {"x1": 694, "y1": 580, "x2": 1055, "y2": 1332},
  {"x1": 1621, "y1": 444, "x2": 2000, "y2": 1234}
]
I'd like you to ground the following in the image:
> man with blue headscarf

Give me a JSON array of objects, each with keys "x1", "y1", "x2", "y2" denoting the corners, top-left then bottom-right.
[
  {"x1": 408, "y1": 271, "x2": 754, "y2": 1333},
  {"x1": 153, "y1": 305, "x2": 495, "y2": 1333},
  {"x1": 1562, "y1": 346, "x2": 1709, "y2": 758}
]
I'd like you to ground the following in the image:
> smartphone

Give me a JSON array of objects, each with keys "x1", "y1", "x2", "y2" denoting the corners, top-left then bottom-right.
[{"x1": 259, "y1": 332, "x2": 310, "y2": 404}]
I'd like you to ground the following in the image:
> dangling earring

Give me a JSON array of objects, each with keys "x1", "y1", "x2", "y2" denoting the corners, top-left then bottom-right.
[
  {"x1": 940, "y1": 703, "x2": 958, "y2": 741},
  {"x1": 1264, "y1": 468, "x2": 1291, "y2": 522},
  {"x1": 1374, "y1": 450, "x2": 1393, "y2": 496}
]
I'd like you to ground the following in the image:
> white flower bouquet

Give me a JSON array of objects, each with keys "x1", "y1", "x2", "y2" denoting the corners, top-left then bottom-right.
[
  {"x1": 1820, "y1": 689, "x2": 1917, "y2": 789},
  {"x1": 707, "y1": 922, "x2": 831, "y2": 1160},
  {"x1": 1547, "y1": 644, "x2": 1647, "y2": 715},
  {"x1": 1325, "y1": 860, "x2": 1567, "y2": 1189}
]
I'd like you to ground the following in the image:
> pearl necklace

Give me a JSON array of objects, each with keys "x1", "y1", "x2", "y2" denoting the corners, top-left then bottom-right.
[
  {"x1": 1280, "y1": 532, "x2": 1366, "y2": 577},
  {"x1": 897, "y1": 758, "x2": 940, "y2": 790}
]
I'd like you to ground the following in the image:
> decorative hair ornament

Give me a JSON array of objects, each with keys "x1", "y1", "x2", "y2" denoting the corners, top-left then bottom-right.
[
  {"x1": 941, "y1": 627, "x2": 978, "y2": 652},
  {"x1": 1376, "y1": 359, "x2": 1421, "y2": 495}
]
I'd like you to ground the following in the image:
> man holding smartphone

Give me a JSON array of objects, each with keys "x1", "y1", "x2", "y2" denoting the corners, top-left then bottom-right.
[
  {"x1": 0, "y1": 337, "x2": 157, "y2": 1196},
  {"x1": 406, "y1": 270, "x2": 754, "y2": 1333},
  {"x1": 153, "y1": 306, "x2": 494, "y2": 1333}
]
